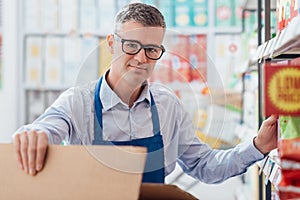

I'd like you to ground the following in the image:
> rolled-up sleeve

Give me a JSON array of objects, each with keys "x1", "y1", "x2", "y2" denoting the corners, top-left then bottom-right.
[
  {"x1": 14, "y1": 88, "x2": 76, "y2": 144},
  {"x1": 14, "y1": 85, "x2": 94, "y2": 145},
  {"x1": 176, "y1": 105, "x2": 264, "y2": 184}
]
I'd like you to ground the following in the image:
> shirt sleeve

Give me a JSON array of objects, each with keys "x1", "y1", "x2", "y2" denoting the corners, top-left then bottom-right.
[
  {"x1": 14, "y1": 88, "x2": 79, "y2": 145},
  {"x1": 176, "y1": 105, "x2": 264, "y2": 184}
]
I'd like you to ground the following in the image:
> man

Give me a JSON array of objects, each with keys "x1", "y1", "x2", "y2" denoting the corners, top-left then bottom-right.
[{"x1": 13, "y1": 3, "x2": 278, "y2": 183}]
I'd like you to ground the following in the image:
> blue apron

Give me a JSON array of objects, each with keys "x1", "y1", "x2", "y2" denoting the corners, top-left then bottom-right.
[{"x1": 92, "y1": 77, "x2": 165, "y2": 183}]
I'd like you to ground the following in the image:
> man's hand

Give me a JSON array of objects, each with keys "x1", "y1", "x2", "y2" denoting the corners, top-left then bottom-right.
[
  {"x1": 254, "y1": 115, "x2": 278, "y2": 155},
  {"x1": 13, "y1": 130, "x2": 48, "y2": 176}
]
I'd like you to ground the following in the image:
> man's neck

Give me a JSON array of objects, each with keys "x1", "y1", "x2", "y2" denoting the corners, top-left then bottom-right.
[{"x1": 106, "y1": 72, "x2": 143, "y2": 108}]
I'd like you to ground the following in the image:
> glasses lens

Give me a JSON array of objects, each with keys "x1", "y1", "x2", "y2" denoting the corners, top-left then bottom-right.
[
  {"x1": 122, "y1": 41, "x2": 141, "y2": 54},
  {"x1": 145, "y1": 47, "x2": 163, "y2": 60},
  {"x1": 118, "y1": 35, "x2": 164, "y2": 60}
]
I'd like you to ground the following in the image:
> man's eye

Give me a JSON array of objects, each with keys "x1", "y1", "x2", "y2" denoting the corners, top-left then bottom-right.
[
  {"x1": 126, "y1": 43, "x2": 139, "y2": 49},
  {"x1": 147, "y1": 48, "x2": 159, "y2": 53}
]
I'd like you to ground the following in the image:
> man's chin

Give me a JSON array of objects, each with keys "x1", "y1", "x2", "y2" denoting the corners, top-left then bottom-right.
[{"x1": 126, "y1": 74, "x2": 148, "y2": 85}]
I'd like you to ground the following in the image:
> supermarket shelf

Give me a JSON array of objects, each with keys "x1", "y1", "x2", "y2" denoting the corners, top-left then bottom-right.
[
  {"x1": 272, "y1": 36, "x2": 300, "y2": 59},
  {"x1": 162, "y1": 27, "x2": 243, "y2": 35},
  {"x1": 25, "y1": 28, "x2": 244, "y2": 37},
  {"x1": 24, "y1": 31, "x2": 106, "y2": 38},
  {"x1": 24, "y1": 85, "x2": 69, "y2": 91},
  {"x1": 242, "y1": 0, "x2": 276, "y2": 10},
  {"x1": 255, "y1": 16, "x2": 300, "y2": 61}
]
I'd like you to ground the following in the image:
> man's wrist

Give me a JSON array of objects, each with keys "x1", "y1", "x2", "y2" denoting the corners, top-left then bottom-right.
[{"x1": 253, "y1": 136, "x2": 269, "y2": 156}]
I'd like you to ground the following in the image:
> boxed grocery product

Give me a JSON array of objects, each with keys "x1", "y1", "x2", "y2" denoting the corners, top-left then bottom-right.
[
  {"x1": 44, "y1": 37, "x2": 62, "y2": 87},
  {"x1": 158, "y1": 0, "x2": 174, "y2": 27},
  {"x1": 168, "y1": 35, "x2": 192, "y2": 82},
  {"x1": 278, "y1": 138, "x2": 300, "y2": 199},
  {"x1": 191, "y1": 0, "x2": 208, "y2": 27},
  {"x1": 278, "y1": 178, "x2": 300, "y2": 200},
  {"x1": 62, "y1": 37, "x2": 82, "y2": 87},
  {"x1": 215, "y1": 0, "x2": 234, "y2": 27},
  {"x1": 280, "y1": 116, "x2": 300, "y2": 139},
  {"x1": 25, "y1": 36, "x2": 43, "y2": 87},
  {"x1": 278, "y1": 138, "x2": 300, "y2": 162},
  {"x1": 276, "y1": 0, "x2": 299, "y2": 31},
  {"x1": 189, "y1": 34, "x2": 207, "y2": 82},
  {"x1": 174, "y1": 0, "x2": 193, "y2": 27},
  {"x1": 59, "y1": 0, "x2": 78, "y2": 32},
  {"x1": 263, "y1": 63, "x2": 300, "y2": 116}
]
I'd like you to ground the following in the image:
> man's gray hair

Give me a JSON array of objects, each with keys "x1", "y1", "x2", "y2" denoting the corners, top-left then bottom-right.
[{"x1": 114, "y1": 3, "x2": 166, "y2": 32}]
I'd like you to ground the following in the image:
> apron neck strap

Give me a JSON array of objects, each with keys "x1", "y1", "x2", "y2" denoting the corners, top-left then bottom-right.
[{"x1": 94, "y1": 76, "x2": 161, "y2": 140}]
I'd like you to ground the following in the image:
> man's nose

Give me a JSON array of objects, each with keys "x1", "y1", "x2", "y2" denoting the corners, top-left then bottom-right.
[{"x1": 134, "y1": 48, "x2": 147, "y2": 63}]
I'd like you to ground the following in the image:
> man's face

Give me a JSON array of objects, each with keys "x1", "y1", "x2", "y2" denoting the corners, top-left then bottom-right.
[{"x1": 108, "y1": 21, "x2": 165, "y2": 86}]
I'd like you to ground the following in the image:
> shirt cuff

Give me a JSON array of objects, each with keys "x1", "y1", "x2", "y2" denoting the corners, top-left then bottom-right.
[
  {"x1": 238, "y1": 138, "x2": 265, "y2": 166},
  {"x1": 13, "y1": 125, "x2": 54, "y2": 144},
  {"x1": 253, "y1": 136, "x2": 269, "y2": 157}
]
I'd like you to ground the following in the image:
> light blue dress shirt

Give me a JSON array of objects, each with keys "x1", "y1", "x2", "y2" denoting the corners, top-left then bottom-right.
[{"x1": 18, "y1": 72, "x2": 264, "y2": 184}]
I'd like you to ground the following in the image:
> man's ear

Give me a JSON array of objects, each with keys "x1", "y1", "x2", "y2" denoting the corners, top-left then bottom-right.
[{"x1": 107, "y1": 34, "x2": 114, "y2": 54}]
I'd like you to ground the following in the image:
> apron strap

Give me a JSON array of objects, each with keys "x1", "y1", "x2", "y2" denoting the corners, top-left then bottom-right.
[
  {"x1": 94, "y1": 76, "x2": 161, "y2": 140},
  {"x1": 94, "y1": 76, "x2": 104, "y2": 142},
  {"x1": 150, "y1": 92, "x2": 160, "y2": 136}
]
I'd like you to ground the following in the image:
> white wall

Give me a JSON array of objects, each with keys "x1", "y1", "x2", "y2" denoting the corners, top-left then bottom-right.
[{"x1": 0, "y1": 0, "x2": 19, "y2": 142}]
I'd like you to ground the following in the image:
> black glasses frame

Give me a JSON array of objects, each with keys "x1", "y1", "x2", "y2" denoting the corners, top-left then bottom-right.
[{"x1": 114, "y1": 33, "x2": 165, "y2": 60}]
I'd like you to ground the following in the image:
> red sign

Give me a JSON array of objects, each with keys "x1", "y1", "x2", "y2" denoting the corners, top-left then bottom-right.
[{"x1": 264, "y1": 63, "x2": 300, "y2": 116}]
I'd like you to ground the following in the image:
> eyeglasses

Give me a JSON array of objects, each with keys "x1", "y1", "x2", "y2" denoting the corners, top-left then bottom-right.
[{"x1": 114, "y1": 33, "x2": 165, "y2": 60}]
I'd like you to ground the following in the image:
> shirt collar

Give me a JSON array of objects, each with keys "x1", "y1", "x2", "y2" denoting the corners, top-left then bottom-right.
[{"x1": 99, "y1": 70, "x2": 151, "y2": 111}]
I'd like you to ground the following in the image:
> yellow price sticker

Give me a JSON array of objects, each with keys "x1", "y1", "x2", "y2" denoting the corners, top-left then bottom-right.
[{"x1": 268, "y1": 68, "x2": 300, "y2": 112}]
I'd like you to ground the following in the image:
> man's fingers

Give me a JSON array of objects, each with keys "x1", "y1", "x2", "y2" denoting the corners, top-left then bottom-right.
[
  {"x1": 28, "y1": 130, "x2": 38, "y2": 175},
  {"x1": 13, "y1": 130, "x2": 48, "y2": 175},
  {"x1": 263, "y1": 115, "x2": 278, "y2": 126},
  {"x1": 13, "y1": 134, "x2": 23, "y2": 170},
  {"x1": 20, "y1": 132, "x2": 29, "y2": 174},
  {"x1": 36, "y1": 132, "x2": 48, "y2": 172}
]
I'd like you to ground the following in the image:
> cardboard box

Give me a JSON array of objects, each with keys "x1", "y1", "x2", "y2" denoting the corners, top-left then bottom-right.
[
  {"x1": 140, "y1": 183, "x2": 198, "y2": 200},
  {"x1": 0, "y1": 144, "x2": 197, "y2": 200}
]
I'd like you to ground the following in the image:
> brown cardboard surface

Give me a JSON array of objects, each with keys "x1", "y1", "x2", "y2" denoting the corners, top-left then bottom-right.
[
  {"x1": 139, "y1": 183, "x2": 198, "y2": 200},
  {"x1": 0, "y1": 144, "x2": 146, "y2": 200}
]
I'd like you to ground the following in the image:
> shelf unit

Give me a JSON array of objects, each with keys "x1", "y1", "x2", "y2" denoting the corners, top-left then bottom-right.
[
  {"x1": 159, "y1": 1, "x2": 269, "y2": 199},
  {"x1": 254, "y1": 4, "x2": 300, "y2": 200},
  {"x1": 239, "y1": 0, "x2": 279, "y2": 199},
  {"x1": 18, "y1": 0, "x2": 117, "y2": 124},
  {"x1": 256, "y1": 16, "x2": 300, "y2": 61}
]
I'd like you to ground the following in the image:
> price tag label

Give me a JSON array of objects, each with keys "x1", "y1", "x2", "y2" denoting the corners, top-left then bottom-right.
[{"x1": 264, "y1": 63, "x2": 300, "y2": 116}]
